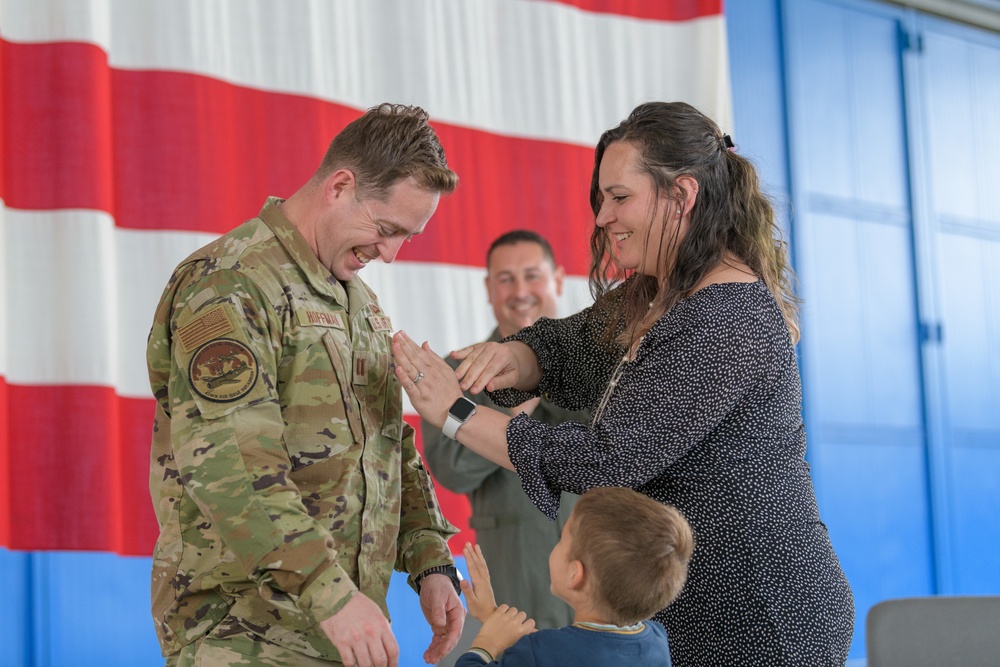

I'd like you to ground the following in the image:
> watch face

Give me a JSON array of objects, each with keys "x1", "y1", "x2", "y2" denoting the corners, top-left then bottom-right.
[{"x1": 449, "y1": 397, "x2": 477, "y2": 421}]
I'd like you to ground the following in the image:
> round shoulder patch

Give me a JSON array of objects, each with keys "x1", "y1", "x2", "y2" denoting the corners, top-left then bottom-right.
[{"x1": 188, "y1": 338, "x2": 259, "y2": 402}]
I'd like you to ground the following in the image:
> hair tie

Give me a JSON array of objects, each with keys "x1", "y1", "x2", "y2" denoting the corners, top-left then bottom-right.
[{"x1": 722, "y1": 134, "x2": 735, "y2": 151}]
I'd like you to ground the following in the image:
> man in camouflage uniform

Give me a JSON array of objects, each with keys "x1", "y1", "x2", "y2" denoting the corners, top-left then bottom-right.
[{"x1": 147, "y1": 104, "x2": 463, "y2": 667}]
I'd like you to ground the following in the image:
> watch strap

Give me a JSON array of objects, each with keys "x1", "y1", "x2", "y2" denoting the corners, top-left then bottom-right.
[
  {"x1": 416, "y1": 564, "x2": 462, "y2": 597},
  {"x1": 442, "y1": 413, "x2": 462, "y2": 439}
]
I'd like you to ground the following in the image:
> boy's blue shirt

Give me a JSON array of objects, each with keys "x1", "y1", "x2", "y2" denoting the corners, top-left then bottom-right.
[{"x1": 455, "y1": 620, "x2": 672, "y2": 666}]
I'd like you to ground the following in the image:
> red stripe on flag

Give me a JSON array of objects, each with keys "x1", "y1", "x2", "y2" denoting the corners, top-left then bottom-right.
[
  {"x1": 2, "y1": 384, "x2": 158, "y2": 555},
  {"x1": 0, "y1": 377, "x2": 9, "y2": 547},
  {"x1": 409, "y1": 414, "x2": 475, "y2": 555},
  {"x1": 0, "y1": 383, "x2": 473, "y2": 556},
  {"x1": 1, "y1": 39, "x2": 597, "y2": 276},
  {"x1": 544, "y1": 0, "x2": 722, "y2": 22}
]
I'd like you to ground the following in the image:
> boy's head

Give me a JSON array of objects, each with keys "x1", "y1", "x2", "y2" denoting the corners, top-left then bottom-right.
[{"x1": 549, "y1": 486, "x2": 693, "y2": 626}]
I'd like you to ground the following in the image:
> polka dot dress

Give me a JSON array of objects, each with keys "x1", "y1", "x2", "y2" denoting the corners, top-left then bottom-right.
[{"x1": 494, "y1": 281, "x2": 855, "y2": 666}]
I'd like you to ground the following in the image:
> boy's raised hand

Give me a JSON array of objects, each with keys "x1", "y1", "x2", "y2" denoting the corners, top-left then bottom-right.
[
  {"x1": 470, "y1": 604, "x2": 536, "y2": 660},
  {"x1": 461, "y1": 543, "x2": 498, "y2": 622}
]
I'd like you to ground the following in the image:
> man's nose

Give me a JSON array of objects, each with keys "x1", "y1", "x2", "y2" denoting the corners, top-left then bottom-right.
[
  {"x1": 379, "y1": 236, "x2": 407, "y2": 264},
  {"x1": 512, "y1": 277, "x2": 531, "y2": 298}
]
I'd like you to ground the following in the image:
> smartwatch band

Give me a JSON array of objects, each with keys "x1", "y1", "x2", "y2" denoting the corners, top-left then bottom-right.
[{"x1": 442, "y1": 413, "x2": 463, "y2": 439}]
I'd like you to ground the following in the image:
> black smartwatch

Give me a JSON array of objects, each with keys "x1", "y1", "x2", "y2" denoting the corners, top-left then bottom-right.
[
  {"x1": 442, "y1": 396, "x2": 477, "y2": 439},
  {"x1": 415, "y1": 564, "x2": 462, "y2": 596}
]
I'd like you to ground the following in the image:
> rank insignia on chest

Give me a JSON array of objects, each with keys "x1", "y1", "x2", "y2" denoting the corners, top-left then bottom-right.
[{"x1": 353, "y1": 353, "x2": 368, "y2": 385}]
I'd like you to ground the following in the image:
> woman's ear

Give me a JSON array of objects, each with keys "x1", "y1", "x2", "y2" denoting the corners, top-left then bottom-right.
[{"x1": 675, "y1": 175, "x2": 700, "y2": 217}]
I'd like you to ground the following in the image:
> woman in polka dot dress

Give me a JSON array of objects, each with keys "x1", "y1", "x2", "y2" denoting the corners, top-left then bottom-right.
[{"x1": 393, "y1": 101, "x2": 854, "y2": 666}]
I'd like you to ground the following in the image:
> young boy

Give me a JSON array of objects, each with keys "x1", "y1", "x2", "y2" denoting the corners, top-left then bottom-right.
[{"x1": 456, "y1": 486, "x2": 693, "y2": 665}]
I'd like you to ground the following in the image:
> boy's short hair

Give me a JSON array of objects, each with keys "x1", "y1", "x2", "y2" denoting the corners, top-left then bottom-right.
[{"x1": 569, "y1": 487, "x2": 693, "y2": 626}]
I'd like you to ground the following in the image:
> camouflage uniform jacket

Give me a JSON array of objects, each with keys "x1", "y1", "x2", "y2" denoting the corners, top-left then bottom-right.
[{"x1": 147, "y1": 197, "x2": 457, "y2": 660}]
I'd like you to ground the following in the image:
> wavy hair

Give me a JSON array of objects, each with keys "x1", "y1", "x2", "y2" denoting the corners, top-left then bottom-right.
[{"x1": 588, "y1": 102, "x2": 798, "y2": 347}]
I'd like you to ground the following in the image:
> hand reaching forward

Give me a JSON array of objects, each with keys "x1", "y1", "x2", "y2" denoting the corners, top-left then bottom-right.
[
  {"x1": 452, "y1": 341, "x2": 539, "y2": 395},
  {"x1": 392, "y1": 331, "x2": 462, "y2": 428},
  {"x1": 470, "y1": 604, "x2": 537, "y2": 660},
  {"x1": 460, "y1": 542, "x2": 498, "y2": 623}
]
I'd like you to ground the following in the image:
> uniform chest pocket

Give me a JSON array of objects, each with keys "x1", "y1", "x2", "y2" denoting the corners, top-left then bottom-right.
[{"x1": 275, "y1": 316, "x2": 361, "y2": 473}]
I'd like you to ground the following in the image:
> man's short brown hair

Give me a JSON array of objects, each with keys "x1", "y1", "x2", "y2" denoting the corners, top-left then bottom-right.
[
  {"x1": 569, "y1": 487, "x2": 693, "y2": 626},
  {"x1": 316, "y1": 103, "x2": 458, "y2": 199}
]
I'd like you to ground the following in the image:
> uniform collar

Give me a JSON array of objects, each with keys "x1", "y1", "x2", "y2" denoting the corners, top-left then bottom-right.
[{"x1": 258, "y1": 197, "x2": 349, "y2": 307}]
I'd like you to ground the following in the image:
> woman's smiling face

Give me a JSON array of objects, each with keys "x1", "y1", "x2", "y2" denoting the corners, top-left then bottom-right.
[{"x1": 594, "y1": 141, "x2": 687, "y2": 279}]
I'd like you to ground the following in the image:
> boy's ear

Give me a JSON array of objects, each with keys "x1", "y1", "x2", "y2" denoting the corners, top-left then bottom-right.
[{"x1": 568, "y1": 560, "x2": 587, "y2": 591}]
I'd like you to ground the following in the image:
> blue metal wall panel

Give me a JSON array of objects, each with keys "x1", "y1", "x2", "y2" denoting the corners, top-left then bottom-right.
[
  {"x1": 1, "y1": 549, "x2": 31, "y2": 667},
  {"x1": 36, "y1": 552, "x2": 162, "y2": 667},
  {"x1": 782, "y1": 0, "x2": 935, "y2": 658},
  {"x1": 902, "y1": 14, "x2": 1000, "y2": 598}
]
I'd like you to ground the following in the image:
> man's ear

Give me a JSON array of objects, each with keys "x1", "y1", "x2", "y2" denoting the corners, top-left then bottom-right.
[
  {"x1": 484, "y1": 274, "x2": 493, "y2": 305},
  {"x1": 324, "y1": 168, "x2": 356, "y2": 202},
  {"x1": 675, "y1": 175, "x2": 700, "y2": 218},
  {"x1": 553, "y1": 265, "x2": 566, "y2": 297}
]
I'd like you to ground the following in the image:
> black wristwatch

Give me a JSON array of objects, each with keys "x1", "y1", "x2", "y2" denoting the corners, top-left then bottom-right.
[{"x1": 415, "y1": 564, "x2": 462, "y2": 597}]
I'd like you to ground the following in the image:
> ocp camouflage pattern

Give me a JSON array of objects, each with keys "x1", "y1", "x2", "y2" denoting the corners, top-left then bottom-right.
[{"x1": 147, "y1": 198, "x2": 457, "y2": 661}]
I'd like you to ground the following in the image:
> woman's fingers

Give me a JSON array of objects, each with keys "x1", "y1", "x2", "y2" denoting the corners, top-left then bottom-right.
[{"x1": 452, "y1": 343, "x2": 516, "y2": 394}]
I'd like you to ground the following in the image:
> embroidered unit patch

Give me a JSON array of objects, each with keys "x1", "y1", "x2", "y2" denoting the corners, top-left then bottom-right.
[{"x1": 188, "y1": 338, "x2": 259, "y2": 402}]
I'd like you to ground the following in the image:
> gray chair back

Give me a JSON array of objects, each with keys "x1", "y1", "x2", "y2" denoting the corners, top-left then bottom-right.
[{"x1": 866, "y1": 596, "x2": 1000, "y2": 666}]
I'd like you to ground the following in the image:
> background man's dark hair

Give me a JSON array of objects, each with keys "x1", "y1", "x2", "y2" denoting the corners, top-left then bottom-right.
[{"x1": 486, "y1": 229, "x2": 557, "y2": 269}]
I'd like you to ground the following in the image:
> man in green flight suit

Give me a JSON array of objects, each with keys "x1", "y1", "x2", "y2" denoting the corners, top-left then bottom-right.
[
  {"x1": 421, "y1": 230, "x2": 589, "y2": 665},
  {"x1": 147, "y1": 103, "x2": 463, "y2": 667}
]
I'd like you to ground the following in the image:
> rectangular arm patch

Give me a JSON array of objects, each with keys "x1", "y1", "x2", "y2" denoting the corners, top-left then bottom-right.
[{"x1": 177, "y1": 305, "x2": 235, "y2": 353}]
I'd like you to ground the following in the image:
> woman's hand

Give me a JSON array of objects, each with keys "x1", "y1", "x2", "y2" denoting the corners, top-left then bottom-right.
[
  {"x1": 452, "y1": 341, "x2": 539, "y2": 395},
  {"x1": 392, "y1": 331, "x2": 462, "y2": 428},
  {"x1": 460, "y1": 542, "x2": 498, "y2": 623}
]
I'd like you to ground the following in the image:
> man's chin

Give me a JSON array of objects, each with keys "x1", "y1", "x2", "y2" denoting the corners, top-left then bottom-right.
[{"x1": 332, "y1": 266, "x2": 362, "y2": 281}]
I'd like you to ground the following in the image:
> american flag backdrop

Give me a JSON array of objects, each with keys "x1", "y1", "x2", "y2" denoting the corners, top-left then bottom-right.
[{"x1": 0, "y1": 0, "x2": 731, "y2": 559}]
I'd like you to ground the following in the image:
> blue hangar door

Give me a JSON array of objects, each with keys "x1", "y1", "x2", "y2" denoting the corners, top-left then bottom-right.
[{"x1": 782, "y1": 0, "x2": 1000, "y2": 658}]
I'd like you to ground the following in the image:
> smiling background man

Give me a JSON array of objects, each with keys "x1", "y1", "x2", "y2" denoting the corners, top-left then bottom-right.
[
  {"x1": 421, "y1": 230, "x2": 590, "y2": 665},
  {"x1": 147, "y1": 103, "x2": 463, "y2": 667}
]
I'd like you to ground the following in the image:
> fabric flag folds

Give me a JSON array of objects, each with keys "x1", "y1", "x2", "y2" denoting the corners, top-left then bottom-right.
[{"x1": 0, "y1": 0, "x2": 730, "y2": 556}]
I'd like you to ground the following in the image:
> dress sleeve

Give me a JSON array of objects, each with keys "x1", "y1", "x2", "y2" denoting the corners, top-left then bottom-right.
[
  {"x1": 507, "y1": 294, "x2": 779, "y2": 519},
  {"x1": 490, "y1": 301, "x2": 621, "y2": 412}
]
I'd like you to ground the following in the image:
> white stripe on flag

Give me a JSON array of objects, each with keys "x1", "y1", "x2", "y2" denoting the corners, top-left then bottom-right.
[
  {"x1": 2, "y1": 0, "x2": 732, "y2": 143},
  {"x1": 0, "y1": 204, "x2": 591, "y2": 404}
]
